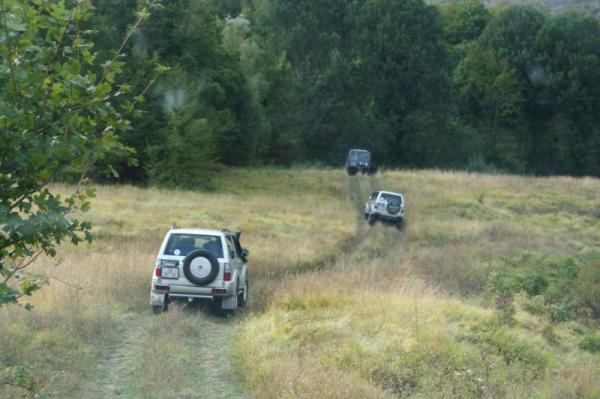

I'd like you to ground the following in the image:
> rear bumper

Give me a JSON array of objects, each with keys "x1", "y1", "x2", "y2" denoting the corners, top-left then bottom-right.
[
  {"x1": 150, "y1": 281, "x2": 235, "y2": 305},
  {"x1": 347, "y1": 164, "x2": 371, "y2": 171},
  {"x1": 372, "y1": 212, "x2": 403, "y2": 221}
]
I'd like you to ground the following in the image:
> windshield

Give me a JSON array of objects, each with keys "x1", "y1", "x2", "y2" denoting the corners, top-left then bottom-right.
[
  {"x1": 349, "y1": 150, "x2": 370, "y2": 161},
  {"x1": 379, "y1": 193, "x2": 402, "y2": 204},
  {"x1": 163, "y1": 234, "x2": 223, "y2": 257}
]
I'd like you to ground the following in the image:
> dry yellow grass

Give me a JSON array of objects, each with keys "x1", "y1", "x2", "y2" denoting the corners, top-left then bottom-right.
[
  {"x1": 1, "y1": 167, "x2": 599, "y2": 398},
  {"x1": 235, "y1": 169, "x2": 600, "y2": 398},
  {"x1": 0, "y1": 168, "x2": 354, "y2": 398}
]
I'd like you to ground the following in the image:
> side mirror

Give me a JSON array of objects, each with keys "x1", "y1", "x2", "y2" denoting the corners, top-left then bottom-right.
[{"x1": 241, "y1": 248, "x2": 250, "y2": 259}]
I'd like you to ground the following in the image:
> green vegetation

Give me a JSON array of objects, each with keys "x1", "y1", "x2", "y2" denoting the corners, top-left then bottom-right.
[
  {"x1": 0, "y1": 0, "x2": 163, "y2": 309},
  {"x1": 82, "y1": 0, "x2": 599, "y2": 183}
]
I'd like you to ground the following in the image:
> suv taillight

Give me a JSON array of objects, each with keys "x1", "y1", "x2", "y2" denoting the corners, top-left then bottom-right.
[
  {"x1": 223, "y1": 263, "x2": 231, "y2": 281},
  {"x1": 155, "y1": 267, "x2": 162, "y2": 277}
]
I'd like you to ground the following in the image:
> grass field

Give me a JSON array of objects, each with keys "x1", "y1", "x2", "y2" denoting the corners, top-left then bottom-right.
[{"x1": 1, "y1": 168, "x2": 599, "y2": 398}]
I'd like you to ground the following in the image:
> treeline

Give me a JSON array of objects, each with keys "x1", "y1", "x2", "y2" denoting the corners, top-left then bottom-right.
[{"x1": 88, "y1": 0, "x2": 600, "y2": 185}]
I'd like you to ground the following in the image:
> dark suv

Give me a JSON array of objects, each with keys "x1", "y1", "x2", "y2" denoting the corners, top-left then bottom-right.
[{"x1": 345, "y1": 149, "x2": 376, "y2": 175}]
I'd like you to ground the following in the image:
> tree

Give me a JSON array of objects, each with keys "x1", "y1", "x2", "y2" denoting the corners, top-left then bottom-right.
[
  {"x1": 439, "y1": 0, "x2": 491, "y2": 69},
  {"x1": 0, "y1": 0, "x2": 163, "y2": 306},
  {"x1": 533, "y1": 12, "x2": 600, "y2": 175},
  {"x1": 440, "y1": 0, "x2": 491, "y2": 47},
  {"x1": 350, "y1": 0, "x2": 452, "y2": 165}
]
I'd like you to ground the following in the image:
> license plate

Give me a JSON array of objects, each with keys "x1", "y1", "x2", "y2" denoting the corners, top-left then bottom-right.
[{"x1": 162, "y1": 267, "x2": 179, "y2": 279}]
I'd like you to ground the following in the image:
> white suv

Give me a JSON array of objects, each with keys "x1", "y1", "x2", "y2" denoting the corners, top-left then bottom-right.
[
  {"x1": 364, "y1": 191, "x2": 405, "y2": 228},
  {"x1": 150, "y1": 228, "x2": 249, "y2": 315}
]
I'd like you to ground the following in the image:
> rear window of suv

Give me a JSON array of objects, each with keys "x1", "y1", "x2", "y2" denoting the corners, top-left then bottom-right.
[
  {"x1": 379, "y1": 193, "x2": 403, "y2": 204},
  {"x1": 163, "y1": 234, "x2": 223, "y2": 258},
  {"x1": 349, "y1": 150, "x2": 370, "y2": 161}
]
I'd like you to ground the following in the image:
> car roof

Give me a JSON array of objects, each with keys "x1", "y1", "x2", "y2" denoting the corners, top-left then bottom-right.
[
  {"x1": 349, "y1": 149, "x2": 370, "y2": 152},
  {"x1": 377, "y1": 190, "x2": 403, "y2": 197},
  {"x1": 168, "y1": 228, "x2": 225, "y2": 236}
]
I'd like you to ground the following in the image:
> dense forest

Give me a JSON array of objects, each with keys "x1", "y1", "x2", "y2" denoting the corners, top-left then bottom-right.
[{"x1": 88, "y1": 0, "x2": 600, "y2": 185}]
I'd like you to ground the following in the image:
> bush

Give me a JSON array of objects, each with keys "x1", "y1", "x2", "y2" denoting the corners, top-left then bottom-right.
[
  {"x1": 522, "y1": 274, "x2": 548, "y2": 296},
  {"x1": 579, "y1": 334, "x2": 600, "y2": 354},
  {"x1": 574, "y1": 252, "x2": 600, "y2": 318}
]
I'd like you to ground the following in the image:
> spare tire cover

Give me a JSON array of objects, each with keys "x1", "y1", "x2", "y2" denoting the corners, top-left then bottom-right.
[
  {"x1": 387, "y1": 200, "x2": 401, "y2": 215},
  {"x1": 183, "y1": 250, "x2": 219, "y2": 285}
]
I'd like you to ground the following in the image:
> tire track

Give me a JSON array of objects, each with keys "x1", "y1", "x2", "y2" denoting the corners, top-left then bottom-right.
[
  {"x1": 81, "y1": 312, "x2": 154, "y2": 399},
  {"x1": 78, "y1": 170, "x2": 398, "y2": 399},
  {"x1": 347, "y1": 174, "x2": 368, "y2": 230},
  {"x1": 190, "y1": 313, "x2": 247, "y2": 399}
]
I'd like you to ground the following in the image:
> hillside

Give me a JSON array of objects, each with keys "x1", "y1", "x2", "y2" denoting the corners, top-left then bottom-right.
[
  {"x1": 1, "y1": 168, "x2": 599, "y2": 398},
  {"x1": 430, "y1": 0, "x2": 600, "y2": 16}
]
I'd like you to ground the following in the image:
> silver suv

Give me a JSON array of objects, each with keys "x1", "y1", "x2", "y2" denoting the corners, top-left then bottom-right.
[
  {"x1": 150, "y1": 228, "x2": 249, "y2": 315},
  {"x1": 364, "y1": 191, "x2": 405, "y2": 228}
]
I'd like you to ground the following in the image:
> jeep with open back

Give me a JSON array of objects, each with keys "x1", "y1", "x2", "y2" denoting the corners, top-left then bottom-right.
[{"x1": 150, "y1": 227, "x2": 249, "y2": 315}]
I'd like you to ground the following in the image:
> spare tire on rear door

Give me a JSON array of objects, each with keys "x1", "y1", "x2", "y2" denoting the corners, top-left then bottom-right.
[
  {"x1": 387, "y1": 200, "x2": 401, "y2": 215},
  {"x1": 183, "y1": 250, "x2": 219, "y2": 285}
]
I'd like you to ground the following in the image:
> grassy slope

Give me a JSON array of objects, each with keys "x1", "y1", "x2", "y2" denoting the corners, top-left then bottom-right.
[
  {"x1": 0, "y1": 168, "x2": 354, "y2": 398},
  {"x1": 1, "y1": 168, "x2": 599, "y2": 398},
  {"x1": 235, "y1": 170, "x2": 600, "y2": 398}
]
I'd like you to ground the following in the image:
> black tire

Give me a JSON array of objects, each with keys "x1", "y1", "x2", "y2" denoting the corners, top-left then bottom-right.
[
  {"x1": 210, "y1": 296, "x2": 235, "y2": 317},
  {"x1": 347, "y1": 167, "x2": 357, "y2": 176},
  {"x1": 210, "y1": 297, "x2": 224, "y2": 315},
  {"x1": 396, "y1": 218, "x2": 404, "y2": 230},
  {"x1": 183, "y1": 250, "x2": 219, "y2": 285},
  {"x1": 387, "y1": 200, "x2": 401, "y2": 215},
  {"x1": 152, "y1": 296, "x2": 169, "y2": 314},
  {"x1": 238, "y1": 278, "x2": 248, "y2": 308},
  {"x1": 368, "y1": 213, "x2": 377, "y2": 225}
]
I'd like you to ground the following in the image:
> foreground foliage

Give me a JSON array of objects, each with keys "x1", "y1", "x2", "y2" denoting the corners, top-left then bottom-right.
[{"x1": 0, "y1": 0, "x2": 163, "y2": 308}]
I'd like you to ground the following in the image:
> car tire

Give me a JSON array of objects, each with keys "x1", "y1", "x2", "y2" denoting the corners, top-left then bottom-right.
[
  {"x1": 211, "y1": 284, "x2": 239, "y2": 317},
  {"x1": 396, "y1": 218, "x2": 404, "y2": 230},
  {"x1": 210, "y1": 297, "x2": 224, "y2": 316},
  {"x1": 183, "y1": 250, "x2": 219, "y2": 285},
  {"x1": 347, "y1": 167, "x2": 357, "y2": 176},
  {"x1": 238, "y1": 278, "x2": 248, "y2": 308},
  {"x1": 152, "y1": 297, "x2": 169, "y2": 314},
  {"x1": 368, "y1": 213, "x2": 377, "y2": 225}
]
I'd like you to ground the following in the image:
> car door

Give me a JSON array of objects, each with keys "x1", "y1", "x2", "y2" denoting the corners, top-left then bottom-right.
[
  {"x1": 367, "y1": 191, "x2": 379, "y2": 212},
  {"x1": 225, "y1": 235, "x2": 243, "y2": 283}
]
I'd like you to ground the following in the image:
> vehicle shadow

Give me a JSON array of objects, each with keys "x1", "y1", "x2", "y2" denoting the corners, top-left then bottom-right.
[{"x1": 171, "y1": 298, "x2": 245, "y2": 323}]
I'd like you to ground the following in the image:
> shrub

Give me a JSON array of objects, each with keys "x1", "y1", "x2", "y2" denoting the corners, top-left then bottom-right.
[
  {"x1": 574, "y1": 252, "x2": 600, "y2": 318},
  {"x1": 522, "y1": 274, "x2": 548, "y2": 296},
  {"x1": 579, "y1": 334, "x2": 600, "y2": 354}
]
